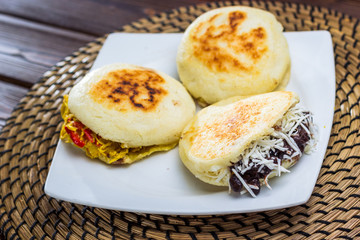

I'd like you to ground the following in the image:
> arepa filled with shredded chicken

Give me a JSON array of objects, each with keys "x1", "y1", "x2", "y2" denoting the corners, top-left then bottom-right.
[
  {"x1": 60, "y1": 63, "x2": 195, "y2": 165},
  {"x1": 179, "y1": 91, "x2": 316, "y2": 197}
]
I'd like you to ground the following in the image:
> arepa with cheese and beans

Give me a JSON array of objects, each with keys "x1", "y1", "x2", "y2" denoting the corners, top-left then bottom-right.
[{"x1": 179, "y1": 91, "x2": 316, "y2": 197}]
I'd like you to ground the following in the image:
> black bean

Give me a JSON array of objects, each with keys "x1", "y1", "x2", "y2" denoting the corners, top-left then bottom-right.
[
  {"x1": 229, "y1": 173, "x2": 243, "y2": 192},
  {"x1": 292, "y1": 125, "x2": 310, "y2": 152},
  {"x1": 258, "y1": 166, "x2": 271, "y2": 179},
  {"x1": 247, "y1": 178, "x2": 261, "y2": 195}
]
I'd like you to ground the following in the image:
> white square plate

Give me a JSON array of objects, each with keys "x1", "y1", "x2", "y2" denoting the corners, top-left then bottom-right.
[{"x1": 45, "y1": 31, "x2": 335, "y2": 215}]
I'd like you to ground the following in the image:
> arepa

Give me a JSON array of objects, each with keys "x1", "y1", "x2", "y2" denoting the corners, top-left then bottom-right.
[
  {"x1": 177, "y1": 6, "x2": 291, "y2": 105},
  {"x1": 179, "y1": 91, "x2": 316, "y2": 197},
  {"x1": 60, "y1": 63, "x2": 195, "y2": 164}
]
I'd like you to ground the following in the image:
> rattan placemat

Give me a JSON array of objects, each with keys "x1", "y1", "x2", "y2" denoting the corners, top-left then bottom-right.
[{"x1": 1, "y1": 0, "x2": 359, "y2": 239}]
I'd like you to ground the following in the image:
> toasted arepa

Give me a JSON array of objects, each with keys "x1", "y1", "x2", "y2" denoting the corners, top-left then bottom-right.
[
  {"x1": 179, "y1": 91, "x2": 315, "y2": 196},
  {"x1": 61, "y1": 63, "x2": 195, "y2": 164},
  {"x1": 177, "y1": 6, "x2": 291, "y2": 105}
]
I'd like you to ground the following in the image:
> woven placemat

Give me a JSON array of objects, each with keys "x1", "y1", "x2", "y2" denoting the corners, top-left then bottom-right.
[{"x1": 1, "y1": 0, "x2": 360, "y2": 239}]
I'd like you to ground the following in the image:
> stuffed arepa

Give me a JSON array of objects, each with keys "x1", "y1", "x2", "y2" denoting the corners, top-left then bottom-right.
[
  {"x1": 177, "y1": 6, "x2": 291, "y2": 105},
  {"x1": 179, "y1": 91, "x2": 316, "y2": 197},
  {"x1": 60, "y1": 63, "x2": 195, "y2": 164}
]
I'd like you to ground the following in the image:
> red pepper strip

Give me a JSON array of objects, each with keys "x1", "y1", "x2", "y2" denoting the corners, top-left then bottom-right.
[
  {"x1": 65, "y1": 127, "x2": 85, "y2": 148},
  {"x1": 73, "y1": 121, "x2": 84, "y2": 129},
  {"x1": 84, "y1": 128, "x2": 95, "y2": 143}
]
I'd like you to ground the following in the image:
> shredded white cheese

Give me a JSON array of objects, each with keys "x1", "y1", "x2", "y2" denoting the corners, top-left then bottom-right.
[
  {"x1": 229, "y1": 104, "x2": 315, "y2": 196},
  {"x1": 232, "y1": 168, "x2": 257, "y2": 198},
  {"x1": 238, "y1": 105, "x2": 314, "y2": 173},
  {"x1": 215, "y1": 168, "x2": 228, "y2": 183},
  {"x1": 264, "y1": 176, "x2": 272, "y2": 189},
  {"x1": 273, "y1": 131, "x2": 301, "y2": 158}
]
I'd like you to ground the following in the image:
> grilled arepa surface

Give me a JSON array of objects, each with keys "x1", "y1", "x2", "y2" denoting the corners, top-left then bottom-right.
[
  {"x1": 177, "y1": 6, "x2": 290, "y2": 105},
  {"x1": 68, "y1": 63, "x2": 195, "y2": 147},
  {"x1": 61, "y1": 63, "x2": 195, "y2": 164},
  {"x1": 179, "y1": 91, "x2": 300, "y2": 187}
]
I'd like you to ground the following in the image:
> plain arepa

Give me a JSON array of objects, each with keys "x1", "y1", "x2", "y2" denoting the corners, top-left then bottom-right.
[
  {"x1": 177, "y1": 6, "x2": 291, "y2": 105},
  {"x1": 179, "y1": 91, "x2": 316, "y2": 197},
  {"x1": 61, "y1": 63, "x2": 195, "y2": 164}
]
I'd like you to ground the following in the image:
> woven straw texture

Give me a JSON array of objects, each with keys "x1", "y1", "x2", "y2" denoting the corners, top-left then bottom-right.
[{"x1": 1, "y1": 0, "x2": 360, "y2": 239}]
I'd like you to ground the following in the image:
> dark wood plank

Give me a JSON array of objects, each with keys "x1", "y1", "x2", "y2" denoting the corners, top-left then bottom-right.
[
  {"x1": 0, "y1": 13, "x2": 95, "y2": 86},
  {"x1": 0, "y1": 0, "x2": 219, "y2": 35},
  {"x1": 0, "y1": 80, "x2": 28, "y2": 128}
]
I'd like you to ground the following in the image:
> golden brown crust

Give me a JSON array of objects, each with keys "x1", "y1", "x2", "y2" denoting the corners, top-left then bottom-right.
[
  {"x1": 190, "y1": 10, "x2": 268, "y2": 73},
  {"x1": 177, "y1": 6, "x2": 290, "y2": 105},
  {"x1": 89, "y1": 69, "x2": 168, "y2": 112},
  {"x1": 69, "y1": 63, "x2": 196, "y2": 146},
  {"x1": 179, "y1": 91, "x2": 299, "y2": 186},
  {"x1": 182, "y1": 91, "x2": 296, "y2": 160}
]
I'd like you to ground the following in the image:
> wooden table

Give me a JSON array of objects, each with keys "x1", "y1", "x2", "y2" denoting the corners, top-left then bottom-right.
[{"x1": 0, "y1": 0, "x2": 360, "y2": 130}]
